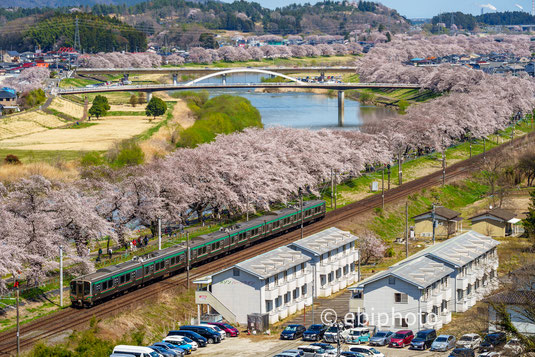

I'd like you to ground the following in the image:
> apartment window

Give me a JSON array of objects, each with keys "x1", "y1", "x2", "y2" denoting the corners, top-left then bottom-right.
[
  {"x1": 421, "y1": 313, "x2": 427, "y2": 324},
  {"x1": 301, "y1": 284, "x2": 307, "y2": 296},
  {"x1": 301, "y1": 262, "x2": 305, "y2": 272},
  {"x1": 394, "y1": 293, "x2": 408, "y2": 304},
  {"x1": 284, "y1": 292, "x2": 291, "y2": 304},
  {"x1": 395, "y1": 317, "x2": 408, "y2": 328},
  {"x1": 233, "y1": 268, "x2": 240, "y2": 277},
  {"x1": 320, "y1": 275, "x2": 327, "y2": 286},
  {"x1": 388, "y1": 277, "x2": 396, "y2": 285},
  {"x1": 274, "y1": 274, "x2": 279, "y2": 286},
  {"x1": 265, "y1": 300, "x2": 273, "y2": 312},
  {"x1": 283, "y1": 270, "x2": 288, "y2": 282},
  {"x1": 275, "y1": 296, "x2": 282, "y2": 308},
  {"x1": 293, "y1": 288, "x2": 299, "y2": 300},
  {"x1": 457, "y1": 289, "x2": 463, "y2": 301},
  {"x1": 351, "y1": 290, "x2": 362, "y2": 299},
  {"x1": 336, "y1": 268, "x2": 342, "y2": 279}
]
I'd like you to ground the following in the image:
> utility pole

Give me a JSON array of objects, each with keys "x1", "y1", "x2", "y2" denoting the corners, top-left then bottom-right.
[
  {"x1": 432, "y1": 204, "x2": 436, "y2": 245},
  {"x1": 311, "y1": 265, "x2": 315, "y2": 324},
  {"x1": 330, "y1": 168, "x2": 334, "y2": 209},
  {"x1": 246, "y1": 193, "x2": 249, "y2": 221},
  {"x1": 299, "y1": 188, "x2": 304, "y2": 239},
  {"x1": 483, "y1": 137, "x2": 486, "y2": 156},
  {"x1": 398, "y1": 153, "x2": 403, "y2": 186},
  {"x1": 187, "y1": 233, "x2": 190, "y2": 289},
  {"x1": 442, "y1": 151, "x2": 446, "y2": 186},
  {"x1": 158, "y1": 218, "x2": 162, "y2": 250},
  {"x1": 387, "y1": 164, "x2": 391, "y2": 190},
  {"x1": 59, "y1": 246, "x2": 63, "y2": 307},
  {"x1": 405, "y1": 201, "x2": 409, "y2": 258},
  {"x1": 15, "y1": 277, "x2": 20, "y2": 357},
  {"x1": 381, "y1": 166, "x2": 385, "y2": 209},
  {"x1": 469, "y1": 140, "x2": 472, "y2": 158}
]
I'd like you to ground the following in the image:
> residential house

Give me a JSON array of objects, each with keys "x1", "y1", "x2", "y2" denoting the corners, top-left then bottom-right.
[
  {"x1": 412, "y1": 206, "x2": 463, "y2": 238},
  {"x1": 4, "y1": 51, "x2": 20, "y2": 63},
  {"x1": 350, "y1": 231, "x2": 500, "y2": 331},
  {"x1": 0, "y1": 87, "x2": 18, "y2": 114},
  {"x1": 288, "y1": 227, "x2": 359, "y2": 297},
  {"x1": 469, "y1": 208, "x2": 519, "y2": 237},
  {"x1": 194, "y1": 246, "x2": 313, "y2": 324},
  {"x1": 349, "y1": 255, "x2": 454, "y2": 331}
]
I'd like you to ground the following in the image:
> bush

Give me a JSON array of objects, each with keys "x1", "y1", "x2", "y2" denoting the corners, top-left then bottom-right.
[
  {"x1": 397, "y1": 99, "x2": 410, "y2": 114},
  {"x1": 80, "y1": 151, "x2": 104, "y2": 166},
  {"x1": 27, "y1": 343, "x2": 73, "y2": 357},
  {"x1": 4, "y1": 154, "x2": 21, "y2": 165},
  {"x1": 21, "y1": 88, "x2": 46, "y2": 109},
  {"x1": 108, "y1": 139, "x2": 145, "y2": 167},
  {"x1": 385, "y1": 247, "x2": 395, "y2": 257},
  {"x1": 359, "y1": 92, "x2": 375, "y2": 103},
  {"x1": 172, "y1": 90, "x2": 209, "y2": 107}
]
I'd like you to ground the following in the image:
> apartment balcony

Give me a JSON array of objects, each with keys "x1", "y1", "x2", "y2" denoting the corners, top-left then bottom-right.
[
  {"x1": 442, "y1": 311, "x2": 452, "y2": 324},
  {"x1": 319, "y1": 285, "x2": 332, "y2": 297},
  {"x1": 432, "y1": 291, "x2": 443, "y2": 306},
  {"x1": 456, "y1": 300, "x2": 470, "y2": 313},
  {"x1": 288, "y1": 303, "x2": 297, "y2": 315},
  {"x1": 339, "y1": 279, "x2": 348, "y2": 290},
  {"x1": 278, "y1": 284, "x2": 288, "y2": 297},
  {"x1": 278, "y1": 306, "x2": 289, "y2": 320},
  {"x1": 443, "y1": 288, "x2": 452, "y2": 301},
  {"x1": 457, "y1": 276, "x2": 469, "y2": 290},
  {"x1": 331, "y1": 281, "x2": 340, "y2": 295},
  {"x1": 305, "y1": 273, "x2": 313, "y2": 284},
  {"x1": 317, "y1": 263, "x2": 333, "y2": 275},
  {"x1": 297, "y1": 275, "x2": 306, "y2": 287},
  {"x1": 420, "y1": 299, "x2": 433, "y2": 312},
  {"x1": 288, "y1": 278, "x2": 297, "y2": 292},
  {"x1": 265, "y1": 287, "x2": 279, "y2": 301}
]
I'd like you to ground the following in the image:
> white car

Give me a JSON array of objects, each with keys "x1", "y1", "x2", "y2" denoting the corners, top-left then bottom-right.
[
  {"x1": 349, "y1": 345, "x2": 384, "y2": 357},
  {"x1": 112, "y1": 345, "x2": 161, "y2": 357},
  {"x1": 457, "y1": 333, "x2": 482, "y2": 349},
  {"x1": 163, "y1": 335, "x2": 198, "y2": 351},
  {"x1": 323, "y1": 324, "x2": 350, "y2": 343},
  {"x1": 478, "y1": 352, "x2": 501, "y2": 357},
  {"x1": 503, "y1": 338, "x2": 524, "y2": 356},
  {"x1": 199, "y1": 323, "x2": 226, "y2": 339}
]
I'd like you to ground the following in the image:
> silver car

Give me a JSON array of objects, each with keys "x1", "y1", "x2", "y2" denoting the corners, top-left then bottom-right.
[
  {"x1": 457, "y1": 333, "x2": 482, "y2": 350},
  {"x1": 368, "y1": 330, "x2": 393, "y2": 346},
  {"x1": 431, "y1": 335, "x2": 456, "y2": 352}
]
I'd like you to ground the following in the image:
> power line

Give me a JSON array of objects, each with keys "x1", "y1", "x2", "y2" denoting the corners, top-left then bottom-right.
[{"x1": 73, "y1": 17, "x2": 81, "y2": 52}]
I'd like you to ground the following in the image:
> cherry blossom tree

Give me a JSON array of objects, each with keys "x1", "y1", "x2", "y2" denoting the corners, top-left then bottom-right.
[{"x1": 358, "y1": 230, "x2": 387, "y2": 264}]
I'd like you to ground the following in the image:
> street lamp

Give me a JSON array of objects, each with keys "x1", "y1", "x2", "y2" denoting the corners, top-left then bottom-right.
[{"x1": 299, "y1": 187, "x2": 304, "y2": 239}]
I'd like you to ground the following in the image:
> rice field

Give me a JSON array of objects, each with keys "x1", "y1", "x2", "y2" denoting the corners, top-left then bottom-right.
[
  {"x1": 47, "y1": 97, "x2": 85, "y2": 119},
  {"x1": 0, "y1": 110, "x2": 66, "y2": 140}
]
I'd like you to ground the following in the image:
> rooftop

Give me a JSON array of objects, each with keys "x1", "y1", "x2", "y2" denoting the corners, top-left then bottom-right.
[
  {"x1": 412, "y1": 206, "x2": 461, "y2": 221},
  {"x1": 469, "y1": 208, "x2": 516, "y2": 222},
  {"x1": 235, "y1": 246, "x2": 310, "y2": 280},
  {"x1": 395, "y1": 230, "x2": 499, "y2": 268},
  {"x1": 355, "y1": 255, "x2": 453, "y2": 289},
  {"x1": 289, "y1": 227, "x2": 357, "y2": 256}
]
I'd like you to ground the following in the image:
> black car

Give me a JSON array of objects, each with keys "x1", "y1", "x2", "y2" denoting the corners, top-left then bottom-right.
[
  {"x1": 449, "y1": 347, "x2": 475, "y2": 357},
  {"x1": 178, "y1": 326, "x2": 221, "y2": 344},
  {"x1": 410, "y1": 329, "x2": 437, "y2": 350},
  {"x1": 302, "y1": 324, "x2": 328, "y2": 341},
  {"x1": 280, "y1": 324, "x2": 306, "y2": 340},
  {"x1": 479, "y1": 332, "x2": 507, "y2": 352},
  {"x1": 167, "y1": 330, "x2": 208, "y2": 347}
]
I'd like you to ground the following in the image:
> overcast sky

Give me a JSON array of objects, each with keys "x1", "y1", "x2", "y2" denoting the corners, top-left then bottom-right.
[{"x1": 242, "y1": 0, "x2": 533, "y2": 18}]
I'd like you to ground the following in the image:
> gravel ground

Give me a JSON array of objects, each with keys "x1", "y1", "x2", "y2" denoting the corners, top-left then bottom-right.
[{"x1": 193, "y1": 335, "x2": 453, "y2": 357}]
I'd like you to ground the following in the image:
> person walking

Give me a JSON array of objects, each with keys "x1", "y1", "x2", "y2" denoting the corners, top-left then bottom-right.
[
  {"x1": 108, "y1": 248, "x2": 112, "y2": 259},
  {"x1": 143, "y1": 236, "x2": 149, "y2": 247}
]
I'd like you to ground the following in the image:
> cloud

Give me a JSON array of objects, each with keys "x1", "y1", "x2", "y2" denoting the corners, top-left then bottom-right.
[
  {"x1": 480, "y1": 3, "x2": 497, "y2": 11},
  {"x1": 515, "y1": 3, "x2": 524, "y2": 10}
]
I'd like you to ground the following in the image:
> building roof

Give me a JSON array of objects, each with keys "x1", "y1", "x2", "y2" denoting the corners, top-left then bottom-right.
[
  {"x1": 469, "y1": 208, "x2": 516, "y2": 222},
  {"x1": 6, "y1": 51, "x2": 19, "y2": 56},
  {"x1": 355, "y1": 255, "x2": 453, "y2": 290},
  {"x1": 234, "y1": 246, "x2": 310, "y2": 280},
  {"x1": 289, "y1": 227, "x2": 357, "y2": 256},
  {"x1": 394, "y1": 231, "x2": 500, "y2": 268},
  {"x1": 0, "y1": 88, "x2": 16, "y2": 99},
  {"x1": 412, "y1": 206, "x2": 461, "y2": 221}
]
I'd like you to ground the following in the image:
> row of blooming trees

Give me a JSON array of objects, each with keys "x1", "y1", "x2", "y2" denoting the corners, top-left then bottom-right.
[
  {"x1": 78, "y1": 43, "x2": 363, "y2": 68},
  {"x1": 3, "y1": 67, "x2": 50, "y2": 93}
]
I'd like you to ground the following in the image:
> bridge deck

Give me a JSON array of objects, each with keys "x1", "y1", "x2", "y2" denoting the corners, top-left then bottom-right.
[{"x1": 75, "y1": 66, "x2": 359, "y2": 75}]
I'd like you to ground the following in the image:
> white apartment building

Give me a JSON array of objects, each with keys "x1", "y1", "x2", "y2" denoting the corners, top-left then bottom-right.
[
  {"x1": 349, "y1": 231, "x2": 499, "y2": 332},
  {"x1": 288, "y1": 227, "x2": 360, "y2": 297},
  {"x1": 349, "y1": 255, "x2": 454, "y2": 332},
  {"x1": 194, "y1": 246, "x2": 314, "y2": 324}
]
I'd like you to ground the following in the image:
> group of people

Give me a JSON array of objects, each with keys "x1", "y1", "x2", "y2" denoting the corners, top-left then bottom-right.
[{"x1": 96, "y1": 236, "x2": 151, "y2": 262}]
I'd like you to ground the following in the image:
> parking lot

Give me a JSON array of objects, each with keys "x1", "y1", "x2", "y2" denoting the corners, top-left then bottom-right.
[{"x1": 193, "y1": 335, "x2": 453, "y2": 357}]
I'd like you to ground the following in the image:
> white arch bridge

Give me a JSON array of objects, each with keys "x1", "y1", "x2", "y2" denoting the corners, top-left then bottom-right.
[{"x1": 57, "y1": 68, "x2": 421, "y2": 126}]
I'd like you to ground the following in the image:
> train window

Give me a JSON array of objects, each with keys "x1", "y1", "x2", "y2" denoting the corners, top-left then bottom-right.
[
  {"x1": 125, "y1": 273, "x2": 131, "y2": 282},
  {"x1": 145, "y1": 266, "x2": 150, "y2": 274},
  {"x1": 120, "y1": 275, "x2": 125, "y2": 284},
  {"x1": 84, "y1": 282, "x2": 90, "y2": 295}
]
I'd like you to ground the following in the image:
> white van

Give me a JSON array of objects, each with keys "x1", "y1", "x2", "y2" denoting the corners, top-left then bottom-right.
[
  {"x1": 199, "y1": 323, "x2": 226, "y2": 339},
  {"x1": 112, "y1": 345, "x2": 161, "y2": 357}
]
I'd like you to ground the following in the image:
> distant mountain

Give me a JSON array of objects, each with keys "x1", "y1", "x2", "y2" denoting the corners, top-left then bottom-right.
[{"x1": 0, "y1": 0, "x2": 145, "y2": 8}]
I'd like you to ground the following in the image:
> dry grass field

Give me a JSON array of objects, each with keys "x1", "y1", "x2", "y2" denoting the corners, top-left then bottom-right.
[
  {"x1": 0, "y1": 116, "x2": 158, "y2": 151},
  {"x1": 47, "y1": 97, "x2": 85, "y2": 119},
  {"x1": 0, "y1": 110, "x2": 65, "y2": 140}
]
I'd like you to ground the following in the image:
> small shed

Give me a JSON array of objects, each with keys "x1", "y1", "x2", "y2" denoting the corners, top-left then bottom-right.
[
  {"x1": 469, "y1": 208, "x2": 518, "y2": 237},
  {"x1": 412, "y1": 206, "x2": 463, "y2": 238}
]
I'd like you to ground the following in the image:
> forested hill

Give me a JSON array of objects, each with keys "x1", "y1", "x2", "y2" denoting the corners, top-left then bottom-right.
[
  {"x1": 431, "y1": 11, "x2": 535, "y2": 31},
  {"x1": 0, "y1": 13, "x2": 146, "y2": 52},
  {"x1": 0, "y1": 0, "x2": 147, "y2": 8}
]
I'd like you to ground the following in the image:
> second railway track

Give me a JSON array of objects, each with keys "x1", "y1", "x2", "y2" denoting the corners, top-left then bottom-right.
[{"x1": 0, "y1": 132, "x2": 531, "y2": 355}]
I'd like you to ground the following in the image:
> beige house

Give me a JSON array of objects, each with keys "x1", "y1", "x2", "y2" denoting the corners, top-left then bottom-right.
[
  {"x1": 412, "y1": 206, "x2": 463, "y2": 238},
  {"x1": 469, "y1": 208, "x2": 519, "y2": 237}
]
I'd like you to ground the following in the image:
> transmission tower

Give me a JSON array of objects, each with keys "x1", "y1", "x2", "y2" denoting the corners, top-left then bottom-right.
[
  {"x1": 532, "y1": 0, "x2": 535, "y2": 16},
  {"x1": 74, "y1": 17, "x2": 81, "y2": 52}
]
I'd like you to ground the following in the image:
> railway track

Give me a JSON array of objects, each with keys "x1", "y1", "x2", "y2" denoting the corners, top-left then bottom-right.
[{"x1": 0, "y1": 132, "x2": 531, "y2": 355}]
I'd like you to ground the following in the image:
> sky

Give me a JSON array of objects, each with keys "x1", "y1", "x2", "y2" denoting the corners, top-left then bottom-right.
[{"x1": 247, "y1": 0, "x2": 534, "y2": 19}]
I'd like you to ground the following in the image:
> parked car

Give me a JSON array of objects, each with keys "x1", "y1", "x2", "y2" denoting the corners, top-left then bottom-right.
[
  {"x1": 297, "y1": 345, "x2": 327, "y2": 356},
  {"x1": 112, "y1": 345, "x2": 160, "y2": 357},
  {"x1": 348, "y1": 345, "x2": 384, "y2": 356},
  {"x1": 162, "y1": 336, "x2": 197, "y2": 351},
  {"x1": 503, "y1": 338, "x2": 524, "y2": 355},
  {"x1": 178, "y1": 326, "x2": 221, "y2": 344},
  {"x1": 345, "y1": 328, "x2": 371, "y2": 345},
  {"x1": 273, "y1": 354, "x2": 299, "y2": 357},
  {"x1": 205, "y1": 322, "x2": 239, "y2": 337},
  {"x1": 449, "y1": 348, "x2": 476, "y2": 357},
  {"x1": 281, "y1": 325, "x2": 306, "y2": 340},
  {"x1": 302, "y1": 324, "x2": 328, "y2": 341},
  {"x1": 199, "y1": 323, "x2": 226, "y2": 339},
  {"x1": 340, "y1": 352, "x2": 366, "y2": 357},
  {"x1": 310, "y1": 343, "x2": 336, "y2": 356},
  {"x1": 478, "y1": 352, "x2": 501, "y2": 357},
  {"x1": 149, "y1": 345, "x2": 176, "y2": 357},
  {"x1": 479, "y1": 332, "x2": 507, "y2": 352},
  {"x1": 431, "y1": 335, "x2": 457, "y2": 352},
  {"x1": 281, "y1": 349, "x2": 304, "y2": 356},
  {"x1": 457, "y1": 334, "x2": 482, "y2": 350},
  {"x1": 409, "y1": 329, "x2": 437, "y2": 350},
  {"x1": 388, "y1": 330, "x2": 414, "y2": 348},
  {"x1": 166, "y1": 330, "x2": 207, "y2": 347},
  {"x1": 369, "y1": 331, "x2": 393, "y2": 346},
  {"x1": 323, "y1": 324, "x2": 350, "y2": 343},
  {"x1": 152, "y1": 342, "x2": 187, "y2": 356},
  {"x1": 110, "y1": 354, "x2": 137, "y2": 357}
]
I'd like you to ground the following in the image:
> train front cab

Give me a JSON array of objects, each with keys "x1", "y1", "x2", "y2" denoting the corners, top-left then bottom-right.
[{"x1": 70, "y1": 280, "x2": 92, "y2": 307}]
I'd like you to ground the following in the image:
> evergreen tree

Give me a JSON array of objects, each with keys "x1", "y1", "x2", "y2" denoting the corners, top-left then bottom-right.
[
  {"x1": 88, "y1": 95, "x2": 110, "y2": 120},
  {"x1": 145, "y1": 97, "x2": 167, "y2": 123},
  {"x1": 523, "y1": 189, "x2": 535, "y2": 243}
]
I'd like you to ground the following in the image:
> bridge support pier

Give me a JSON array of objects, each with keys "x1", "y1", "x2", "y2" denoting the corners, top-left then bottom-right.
[
  {"x1": 146, "y1": 92, "x2": 152, "y2": 103},
  {"x1": 222, "y1": 74, "x2": 227, "y2": 85},
  {"x1": 338, "y1": 90, "x2": 345, "y2": 127},
  {"x1": 172, "y1": 73, "x2": 178, "y2": 85}
]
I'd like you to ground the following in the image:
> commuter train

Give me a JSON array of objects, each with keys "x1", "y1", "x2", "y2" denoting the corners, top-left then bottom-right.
[{"x1": 70, "y1": 200, "x2": 326, "y2": 307}]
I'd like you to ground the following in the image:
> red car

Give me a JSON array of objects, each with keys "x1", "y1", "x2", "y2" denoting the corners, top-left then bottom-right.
[
  {"x1": 389, "y1": 330, "x2": 414, "y2": 348},
  {"x1": 206, "y1": 322, "x2": 239, "y2": 337}
]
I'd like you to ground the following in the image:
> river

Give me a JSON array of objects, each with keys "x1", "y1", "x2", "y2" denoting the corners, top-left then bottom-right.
[{"x1": 179, "y1": 73, "x2": 395, "y2": 129}]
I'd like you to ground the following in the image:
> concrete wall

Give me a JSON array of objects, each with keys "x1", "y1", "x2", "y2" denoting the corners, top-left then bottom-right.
[
  {"x1": 472, "y1": 219, "x2": 505, "y2": 237},
  {"x1": 414, "y1": 219, "x2": 450, "y2": 237},
  {"x1": 211, "y1": 269, "x2": 262, "y2": 324}
]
